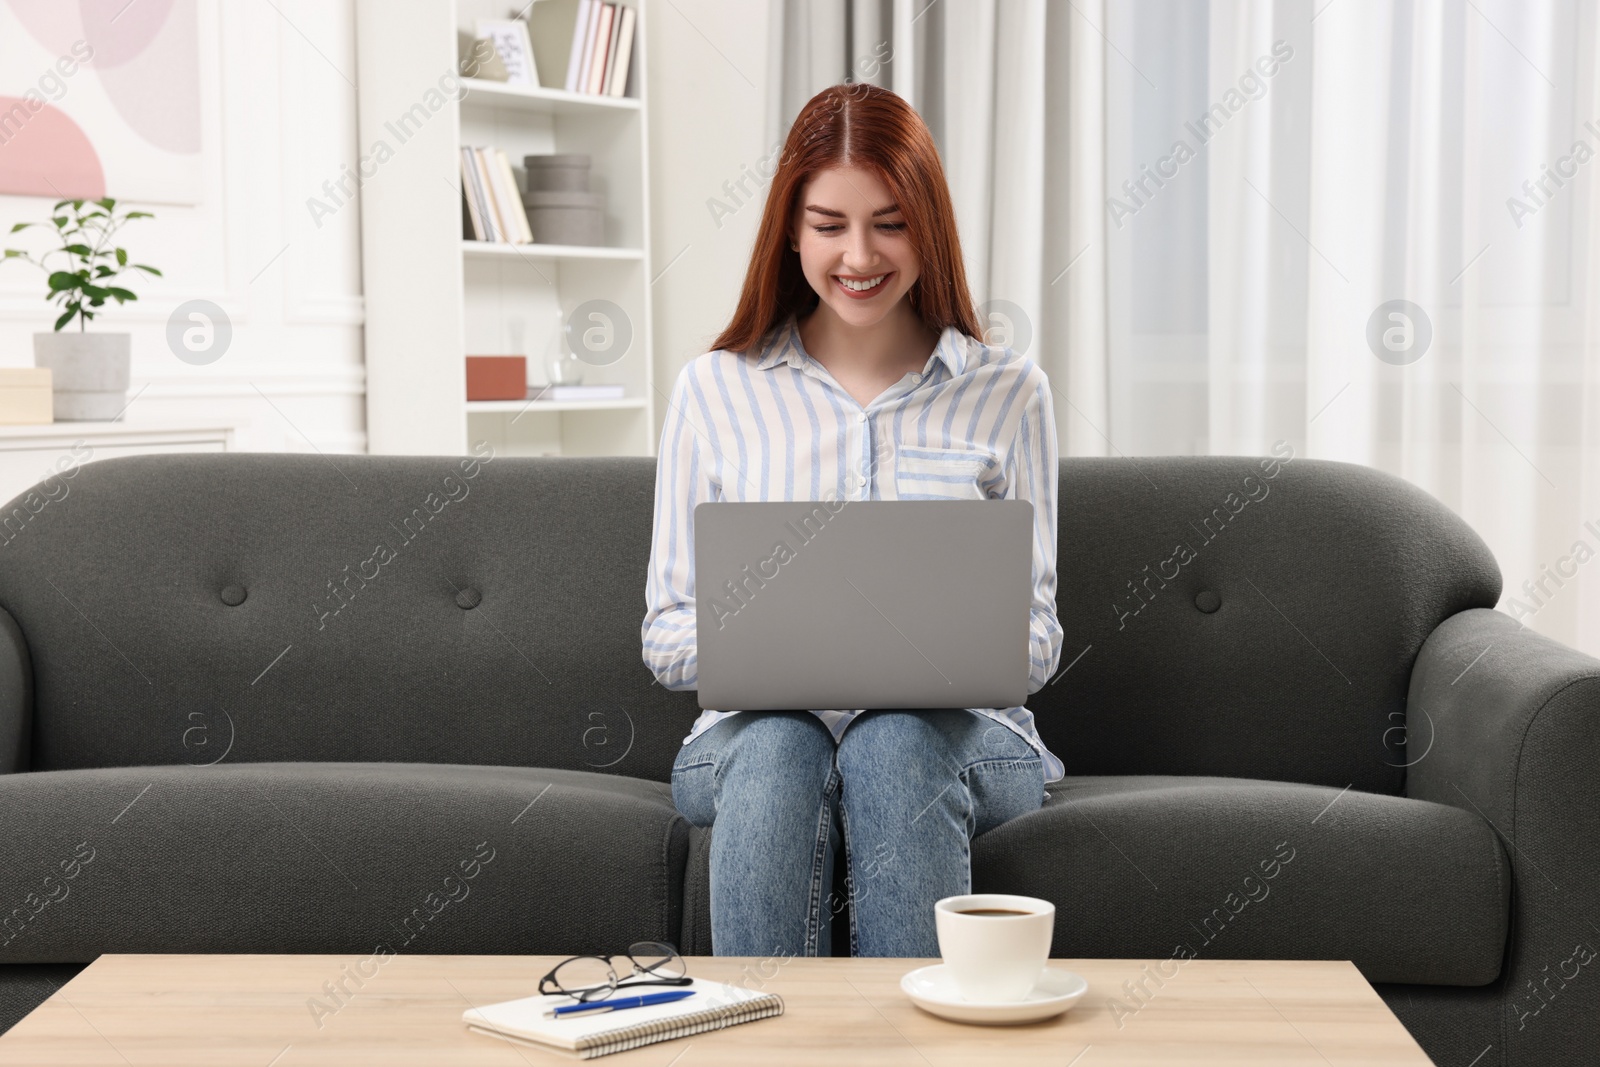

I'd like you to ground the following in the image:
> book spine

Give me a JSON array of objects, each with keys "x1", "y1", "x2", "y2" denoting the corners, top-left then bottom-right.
[
  {"x1": 464, "y1": 146, "x2": 490, "y2": 241},
  {"x1": 495, "y1": 148, "x2": 533, "y2": 244},
  {"x1": 474, "y1": 146, "x2": 507, "y2": 242},
  {"x1": 575, "y1": 0, "x2": 599, "y2": 93},
  {"x1": 459, "y1": 149, "x2": 485, "y2": 240},
  {"x1": 484, "y1": 147, "x2": 513, "y2": 243},
  {"x1": 608, "y1": 6, "x2": 635, "y2": 98},
  {"x1": 577, "y1": 995, "x2": 785, "y2": 1058},
  {"x1": 466, "y1": 147, "x2": 491, "y2": 241},
  {"x1": 565, "y1": 0, "x2": 592, "y2": 93},
  {"x1": 588, "y1": 4, "x2": 614, "y2": 95},
  {"x1": 600, "y1": 4, "x2": 621, "y2": 97},
  {"x1": 465, "y1": 147, "x2": 495, "y2": 241}
]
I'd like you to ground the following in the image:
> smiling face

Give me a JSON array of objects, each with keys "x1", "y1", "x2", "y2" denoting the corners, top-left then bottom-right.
[{"x1": 790, "y1": 165, "x2": 921, "y2": 328}]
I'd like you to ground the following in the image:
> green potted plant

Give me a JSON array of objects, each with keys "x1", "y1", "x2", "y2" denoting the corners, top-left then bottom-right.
[{"x1": 3, "y1": 197, "x2": 161, "y2": 421}]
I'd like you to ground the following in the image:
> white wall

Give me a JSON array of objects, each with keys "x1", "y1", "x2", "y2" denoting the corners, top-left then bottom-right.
[
  {"x1": 0, "y1": 0, "x2": 365, "y2": 453},
  {"x1": 644, "y1": 0, "x2": 775, "y2": 438}
]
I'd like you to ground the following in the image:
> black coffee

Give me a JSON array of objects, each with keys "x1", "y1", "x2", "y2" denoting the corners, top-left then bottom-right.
[{"x1": 955, "y1": 908, "x2": 1031, "y2": 916}]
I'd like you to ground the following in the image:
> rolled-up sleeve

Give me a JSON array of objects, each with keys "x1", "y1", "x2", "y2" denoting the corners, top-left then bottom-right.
[
  {"x1": 641, "y1": 365, "x2": 716, "y2": 690},
  {"x1": 1005, "y1": 369, "x2": 1064, "y2": 693}
]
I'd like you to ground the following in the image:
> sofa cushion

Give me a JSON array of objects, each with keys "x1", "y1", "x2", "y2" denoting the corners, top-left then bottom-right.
[
  {"x1": 973, "y1": 776, "x2": 1509, "y2": 986},
  {"x1": 0, "y1": 763, "x2": 688, "y2": 963},
  {"x1": 680, "y1": 774, "x2": 1511, "y2": 979}
]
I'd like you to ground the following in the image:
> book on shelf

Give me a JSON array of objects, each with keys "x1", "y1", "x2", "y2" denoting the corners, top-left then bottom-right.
[
  {"x1": 530, "y1": 0, "x2": 635, "y2": 97},
  {"x1": 587, "y1": 3, "x2": 614, "y2": 94},
  {"x1": 492, "y1": 148, "x2": 533, "y2": 243},
  {"x1": 573, "y1": 1, "x2": 599, "y2": 92},
  {"x1": 596, "y1": 4, "x2": 616, "y2": 95},
  {"x1": 475, "y1": 146, "x2": 511, "y2": 241},
  {"x1": 460, "y1": 146, "x2": 533, "y2": 244},
  {"x1": 608, "y1": 6, "x2": 636, "y2": 97},
  {"x1": 530, "y1": 383, "x2": 626, "y2": 401},
  {"x1": 459, "y1": 147, "x2": 493, "y2": 241},
  {"x1": 462, "y1": 977, "x2": 782, "y2": 1059}
]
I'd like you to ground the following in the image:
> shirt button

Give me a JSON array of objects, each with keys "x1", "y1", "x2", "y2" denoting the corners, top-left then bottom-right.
[
  {"x1": 911, "y1": 373, "x2": 922, "y2": 383},
  {"x1": 857, "y1": 412, "x2": 868, "y2": 422}
]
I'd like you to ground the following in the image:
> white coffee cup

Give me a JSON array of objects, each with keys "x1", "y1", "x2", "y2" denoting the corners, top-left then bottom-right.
[{"x1": 933, "y1": 893, "x2": 1055, "y2": 1003}]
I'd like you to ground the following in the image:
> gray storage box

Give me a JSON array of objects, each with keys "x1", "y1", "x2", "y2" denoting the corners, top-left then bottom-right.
[
  {"x1": 523, "y1": 153, "x2": 592, "y2": 192},
  {"x1": 523, "y1": 189, "x2": 605, "y2": 246}
]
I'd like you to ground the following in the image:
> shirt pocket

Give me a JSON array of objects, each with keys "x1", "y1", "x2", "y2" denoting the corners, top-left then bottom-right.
[{"x1": 893, "y1": 445, "x2": 996, "y2": 500}]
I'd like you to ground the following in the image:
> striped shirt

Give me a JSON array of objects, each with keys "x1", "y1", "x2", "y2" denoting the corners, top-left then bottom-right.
[{"x1": 641, "y1": 312, "x2": 1066, "y2": 783}]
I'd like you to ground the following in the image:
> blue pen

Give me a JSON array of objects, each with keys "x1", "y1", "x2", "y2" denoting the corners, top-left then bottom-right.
[{"x1": 545, "y1": 990, "x2": 696, "y2": 1018}]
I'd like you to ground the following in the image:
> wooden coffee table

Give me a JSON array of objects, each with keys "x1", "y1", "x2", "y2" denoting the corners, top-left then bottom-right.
[{"x1": 0, "y1": 953, "x2": 1434, "y2": 1065}]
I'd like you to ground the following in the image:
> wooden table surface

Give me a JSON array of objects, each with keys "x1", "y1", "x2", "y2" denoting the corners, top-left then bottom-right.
[{"x1": 0, "y1": 953, "x2": 1435, "y2": 1065}]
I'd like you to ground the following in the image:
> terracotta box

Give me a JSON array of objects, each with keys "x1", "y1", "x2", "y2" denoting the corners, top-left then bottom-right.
[{"x1": 465, "y1": 356, "x2": 527, "y2": 401}]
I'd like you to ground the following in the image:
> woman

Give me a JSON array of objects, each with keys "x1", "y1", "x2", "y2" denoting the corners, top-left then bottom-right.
[{"x1": 641, "y1": 83, "x2": 1064, "y2": 959}]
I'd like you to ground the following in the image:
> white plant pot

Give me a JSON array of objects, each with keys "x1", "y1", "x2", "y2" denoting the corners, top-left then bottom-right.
[{"x1": 33, "y1": 331, "x2": 131, "y2": 421}]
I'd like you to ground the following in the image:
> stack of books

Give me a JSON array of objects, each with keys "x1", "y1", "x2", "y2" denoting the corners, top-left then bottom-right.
[
  {"x1": 534, "y1": 383, "x2": 625, "y2": 401},
  {"x1": 528, "y1": 0, "x2": 637, "y2": 98},
  {"x1": 461, "y1": 146, "x2": 532, "y2": 244}
]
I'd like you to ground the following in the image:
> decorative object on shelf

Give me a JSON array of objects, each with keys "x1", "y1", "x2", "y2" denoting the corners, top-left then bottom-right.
[
  {"x1": 456, "y1": 32, "x2": 509, "y2": 80},
  {"x1": 3, "y1": 197, "x2": 162, "y2": 421},
  {"x1": 475, "y1": 18, "x2": 538, "y2": 86},
  {"x1": 523, "y1": 153, "x2": 604, "y2": 245},
  {"x1": 0, "y1": 368, "x2": 53, "y2": 425},
  {"x1": 546, "y1": 349, "x2": 586, "y2": 386},
  {"x1": 466, "y1": 356, "x2": 529, "y2": 401}
]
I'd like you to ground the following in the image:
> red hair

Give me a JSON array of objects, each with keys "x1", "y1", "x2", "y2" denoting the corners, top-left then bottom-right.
[{"x1": 710, "y1": 83, "x2": 983, "y2": 356}]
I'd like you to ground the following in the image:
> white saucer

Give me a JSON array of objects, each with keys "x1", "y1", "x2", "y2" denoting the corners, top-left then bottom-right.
[{"x1": 900, "y1": 964, "x2": 1089, "y2": 1025}]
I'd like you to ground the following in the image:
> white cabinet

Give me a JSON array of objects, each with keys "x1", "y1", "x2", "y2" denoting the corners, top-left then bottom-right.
[{"x1": 0, "y1": 421, "x2": 235, "y2": 505}]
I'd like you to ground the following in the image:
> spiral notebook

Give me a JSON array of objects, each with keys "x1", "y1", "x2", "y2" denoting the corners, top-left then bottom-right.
[{"x1": 462, "y1": 977, "x2": 784, "y2": 1059}]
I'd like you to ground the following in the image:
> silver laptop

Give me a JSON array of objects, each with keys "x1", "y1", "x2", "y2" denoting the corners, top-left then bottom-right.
[{"x1": 693, "y1": 500, "x2": 1034, "y2": 711}]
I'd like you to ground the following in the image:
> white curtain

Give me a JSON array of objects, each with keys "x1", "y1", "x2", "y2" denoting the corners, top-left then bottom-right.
[{"x1": 769, "y1": 0, "x2": 1600, "y2": 658}]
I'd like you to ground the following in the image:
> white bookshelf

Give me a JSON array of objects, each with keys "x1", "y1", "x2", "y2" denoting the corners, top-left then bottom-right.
[{"x1": 355, "y1": 0, "x2": 655, "y2": 458}]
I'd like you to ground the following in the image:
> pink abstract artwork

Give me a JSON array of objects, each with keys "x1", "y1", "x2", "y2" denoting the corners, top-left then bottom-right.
[
  {"x1": 0, "y1": 96, "x2": 104, "y2": 199},
  {"x1": 0, "y1": 0, "x2": 200, "y2": 202}
]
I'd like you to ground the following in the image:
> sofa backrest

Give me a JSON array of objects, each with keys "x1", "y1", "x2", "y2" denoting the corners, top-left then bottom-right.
[{"x1": 0, "y1": 449, "x2": 1499, "y2": 792}]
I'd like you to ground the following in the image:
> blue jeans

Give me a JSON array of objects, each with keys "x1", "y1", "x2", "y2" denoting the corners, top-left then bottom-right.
[{"x1": 670, "y1": 708, "x2": 1046, "y2": 957}]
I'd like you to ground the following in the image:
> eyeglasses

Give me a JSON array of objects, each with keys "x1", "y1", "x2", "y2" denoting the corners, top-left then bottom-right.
[{"x1": 538, "y1": 941, "x2": 691, "y2": 1003}]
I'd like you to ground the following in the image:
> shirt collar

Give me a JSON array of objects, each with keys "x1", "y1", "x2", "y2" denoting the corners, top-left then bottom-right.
[{"x1": 753, "y1": 314, "x2": 968, "y2": 378}]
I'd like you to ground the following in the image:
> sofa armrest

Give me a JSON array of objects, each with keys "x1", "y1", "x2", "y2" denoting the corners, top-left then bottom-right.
[
  {"x1": 0, "y1": 604, "x2": 30, "y2": 773},
  {"x1": 1406, "y1": 607, "x2": 1600, "y2": 1057},
  {"x1": 1407, "y1": 608, "x2": 1600, "y2": 825}
]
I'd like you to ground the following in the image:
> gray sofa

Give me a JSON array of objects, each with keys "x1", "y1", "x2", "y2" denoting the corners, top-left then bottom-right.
[{"x1": 0, "y1": 449, "x2": 1594, "y2": 1066}]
